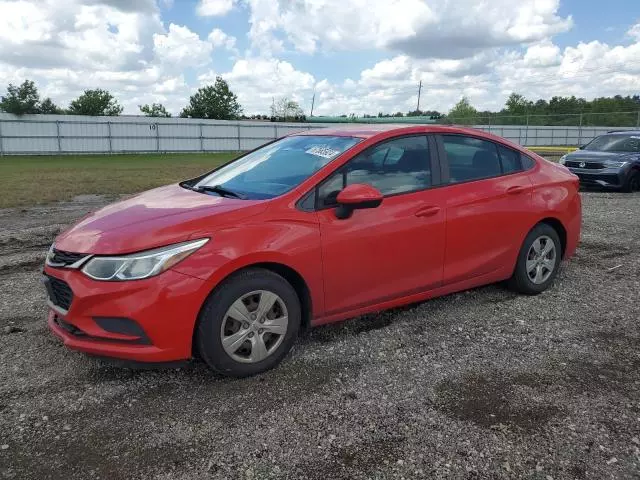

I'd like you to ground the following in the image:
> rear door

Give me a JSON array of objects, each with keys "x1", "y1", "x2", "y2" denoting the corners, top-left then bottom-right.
[{"x1": 436, "y1": 134, "x2": 537, "y2": 285}]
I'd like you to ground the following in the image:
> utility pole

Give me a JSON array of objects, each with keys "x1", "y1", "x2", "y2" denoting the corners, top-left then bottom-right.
[
  {"x1": 416, "y1": 80, "x2": 422, "y2": 113},
  {"x1": 310, "y1": 92, "x2": 315, "y2": 117}
]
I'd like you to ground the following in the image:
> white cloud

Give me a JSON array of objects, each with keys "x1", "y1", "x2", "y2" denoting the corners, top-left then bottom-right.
[
  {"x1": 197, "y1": 0, "x2": 236, "y2": 16},
  {"x1": 246, "y1": 0, "x2": 572, "y2": 58},
  {"x1": 153, "y1": 23, "x2": 213, "y2": 67},
  {"x1": 199, "y1": 58, "x2": 316, "y2": 114},
  {"x1": 628, "y1": 22, "x2": 640, "y2": 42},
  {"x1": 208, "y1": 28, "x2": 238, "y2": 53},
  {"x1": 0, "y1": 0, "x2": 638, "y2": 120},
  {"x1": 523, "y1": 41, "x2": 562, "y2": 67},
  {"x1": 0, "y1": 0, "x2": 204, "y2": 115}
]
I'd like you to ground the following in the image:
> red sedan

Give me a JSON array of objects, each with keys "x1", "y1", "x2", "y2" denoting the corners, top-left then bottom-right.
[{"x1": 43, "y1": 125, "x2": 581, "y2": 377}]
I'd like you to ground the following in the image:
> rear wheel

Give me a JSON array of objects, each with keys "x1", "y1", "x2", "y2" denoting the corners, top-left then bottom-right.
[
  {"x1": 622, "y1": 170, "x2": 640, "y2": 193},
  {"x1": 196, "y1": 268, "x2": 301, "y2": 377},
  {"x1": 508, "y1": 223, "x2": 561, "y2": 295}
]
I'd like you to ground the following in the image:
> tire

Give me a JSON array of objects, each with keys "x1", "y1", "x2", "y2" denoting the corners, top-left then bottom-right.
[
  {"x1": 622, "y1": 170, "x2": 640, "y2": 193},
  {"x1": 195, "y1": 268, "x2": 301, "y2": 377},
  {"x1": 508, "y1": 223, "x2": 562, "y2": 295}
]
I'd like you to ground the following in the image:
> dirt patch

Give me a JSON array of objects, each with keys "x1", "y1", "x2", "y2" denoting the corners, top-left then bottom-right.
[
  {"x1": 296, "y1": 435, "x2": 407, "y2": 480},
  {"x1": 434, "y1": 373, "x2": 561, "y2": 432}
]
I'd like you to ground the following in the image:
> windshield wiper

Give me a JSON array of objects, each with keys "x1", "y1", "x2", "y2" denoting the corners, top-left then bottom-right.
[{"x1": 194, "y1": 184, "x2": 247, "y2": 199}]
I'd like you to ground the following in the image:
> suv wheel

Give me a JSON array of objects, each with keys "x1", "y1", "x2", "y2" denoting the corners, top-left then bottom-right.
[
  {"x1": 196, "y1": 268, "x2": 301, "y2": 377},
  {"x1": 623, "y1": 170, "x2": 640, "y2": 193}
]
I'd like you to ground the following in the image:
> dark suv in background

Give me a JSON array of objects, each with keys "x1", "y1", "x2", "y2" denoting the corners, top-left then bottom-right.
[{"x1": 560, "y1": 130, "x2": 640, "y2": 192}]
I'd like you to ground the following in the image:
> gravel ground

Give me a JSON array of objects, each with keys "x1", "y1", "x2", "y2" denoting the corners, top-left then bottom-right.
[{"x1": 0, "y1": 191, "x2": 639, "y2": 480}]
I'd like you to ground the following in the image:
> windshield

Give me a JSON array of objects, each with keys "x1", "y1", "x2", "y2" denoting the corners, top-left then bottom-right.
[
  {"x1": 583, "y1": 134, "x2": 640, "y2": 153},
  {"x1": 192, "y1": 135, "x2": 361, "y2": 199}
]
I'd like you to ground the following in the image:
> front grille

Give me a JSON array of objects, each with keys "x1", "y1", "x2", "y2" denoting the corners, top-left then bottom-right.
[
  {"x1": 566, "y1": 160, "x2": 604, "y2": 169},
  {"x1": 575, "y1": 173, "x2": 622, "y2": 186},
  {"x1": 45, "y1": 275, "x2": 74, "y2": 311},
  {"x1": 50, "y1": 249, "x2": 87, "y2": 267}
]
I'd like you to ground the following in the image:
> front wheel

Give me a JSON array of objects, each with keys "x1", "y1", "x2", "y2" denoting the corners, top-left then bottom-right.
[
  {"x1": 508, "y1": 224, "x2": 562, "y2": 295},
  {"x1": 622, "y1": 170, "x2": 640, "y2": 193},
  {"x1": 196, "y1": 268, "x2": 301, "y2": 377}
]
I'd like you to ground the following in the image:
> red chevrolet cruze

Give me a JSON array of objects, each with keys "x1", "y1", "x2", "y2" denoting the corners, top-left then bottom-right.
[{"x1": 44, "y1": 125, "x2": 581, "y2": 377}]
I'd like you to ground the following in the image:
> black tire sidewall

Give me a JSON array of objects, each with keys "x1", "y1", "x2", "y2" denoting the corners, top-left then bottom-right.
[
  {"x1": 624, "y1": 171, "x2": 640, "y2": 193},
  {"x1": 196, "y1": 269, "x2": 301, "y2": 377},
  {"x1": 512, "y1": 224, "x2": 562, "y2": 295}
]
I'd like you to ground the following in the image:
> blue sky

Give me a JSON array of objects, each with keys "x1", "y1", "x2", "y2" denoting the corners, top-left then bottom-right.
[
  {"x1": 0, "y1": 0, "x2": 638, "y2": 116},
  {"x1": 160, "y1": 0, "x2": 640, "y2": 85}
]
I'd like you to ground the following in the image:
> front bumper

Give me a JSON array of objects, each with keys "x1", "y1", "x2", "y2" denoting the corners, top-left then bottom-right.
[
  {"x1": 44, "y1": 266, "x2": 210, "y2": 363},
  {"x1": 565, "y1": 166, "x2": 626, "y2": 188}
]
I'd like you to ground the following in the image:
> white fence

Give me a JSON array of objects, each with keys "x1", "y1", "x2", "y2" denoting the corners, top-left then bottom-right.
[{"x1": 0, "y1": 113, "x2": 636, "y2": 155}]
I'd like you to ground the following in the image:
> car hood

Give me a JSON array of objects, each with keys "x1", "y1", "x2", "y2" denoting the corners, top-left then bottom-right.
[
  {"x1": 54, "y1": 184, "x2": 267, "y2": 254},
  {"x1": 567, "y1": 151, "x2": 638, "y2": 162}
]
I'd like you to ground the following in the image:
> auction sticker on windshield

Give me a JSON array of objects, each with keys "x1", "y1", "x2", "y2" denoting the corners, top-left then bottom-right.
[{"x1": 305, "y1": 145, "x2": 341, "y2": 159}]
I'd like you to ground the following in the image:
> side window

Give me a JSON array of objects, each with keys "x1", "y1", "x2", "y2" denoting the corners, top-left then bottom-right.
[
  {"x1": 317, "y1": 136, "x2": 431, "y2": 208},
  {"x1": 521, "y1": 154, "x2": 536, "y2": 170},
  {"x1": 442, "y1": 135, "x2": 502, "y2": 183},
  {"x1": 318, "y1": 172, "x2": 344, "y2": 207},
  {"x1": 497, "y1": 144, "x2": 522, "y2": 174}
]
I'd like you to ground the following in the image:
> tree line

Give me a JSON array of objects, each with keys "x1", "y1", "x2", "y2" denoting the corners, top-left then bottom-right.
[
  {"x1": 2, "y1": 78, "x2": 639, "y2": 126},
  {"x1": 446, "y1": 94, "x2": 640, "y2": 127},
  {"x1": 0, "y1": 77, "x2": 244, "y2": 120}
]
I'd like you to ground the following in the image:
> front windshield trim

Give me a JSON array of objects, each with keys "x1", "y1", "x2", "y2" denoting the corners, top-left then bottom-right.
[{"x1": 184, "y1": 134, "x2": 363, "y2": 200}]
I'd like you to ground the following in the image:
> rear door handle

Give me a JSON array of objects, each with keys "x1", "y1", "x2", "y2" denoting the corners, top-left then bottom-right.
[
  {"x1": 415, "y1": 206, "x2": 441, "y2": 217},
  {"x1": 506, "y1": 185, "x2": 527, "y2": 195}
]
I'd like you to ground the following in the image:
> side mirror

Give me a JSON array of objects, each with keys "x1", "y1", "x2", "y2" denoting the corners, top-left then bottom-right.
[
  {"x1": 334, "y1": 184, "x2": 383, "y2": 219},
  {"x1": 578, "y1": 145, "x2": 586, "y2": 150}
]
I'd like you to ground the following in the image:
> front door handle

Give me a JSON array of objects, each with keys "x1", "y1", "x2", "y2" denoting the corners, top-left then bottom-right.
[
  {"x1": 415, "y1": 206, "x2": 441, "y2": 217},
  {"x1": 506, "y1": 185, "x2": 527, "y2": 195}
]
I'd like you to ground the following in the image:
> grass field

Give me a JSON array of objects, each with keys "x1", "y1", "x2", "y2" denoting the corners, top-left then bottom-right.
[
  {"x1": 0, "y1": 148, "x2": 567, "y2": 209},
  {"x1": 0, "y1": 153, "x2": 237, "y2": 208}
]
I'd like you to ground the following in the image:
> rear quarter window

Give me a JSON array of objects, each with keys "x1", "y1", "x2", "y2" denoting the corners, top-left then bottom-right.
[{"x1": 521, "y1": 154, "x2": 536, "y2": 170}]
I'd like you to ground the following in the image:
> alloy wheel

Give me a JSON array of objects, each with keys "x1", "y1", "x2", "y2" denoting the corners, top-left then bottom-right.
[
  {"x1": 220, "y1": 290, "x2": 289, "y2": 363},
  {"x1": 526, "y1": 235, "x2": 557, "y2": 285}
]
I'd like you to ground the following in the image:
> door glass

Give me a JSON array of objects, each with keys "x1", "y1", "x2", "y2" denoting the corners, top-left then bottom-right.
[
  {"x1": 318, "y1": 136, "x2": 431, "y2": 207},
  {"x1": 442, "y1": 135, "x2": 502, "y2": 183}
]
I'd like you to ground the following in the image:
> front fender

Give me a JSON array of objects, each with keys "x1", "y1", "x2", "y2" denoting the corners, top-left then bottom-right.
[{"x1": 171, "y1": 219, "x2": 325, "y2": 318}]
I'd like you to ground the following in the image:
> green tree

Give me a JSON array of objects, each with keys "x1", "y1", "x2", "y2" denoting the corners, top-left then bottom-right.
[
  {"x1": 271, "y1": 97, "x2": 304, "y2": 121},
  {"x1": 505, "y1": 93, "x2": 532, "y2": 114},
  {"x1": 68, "y1": 89, "x2": 123, "y2": 116},
  {"x1": 139, "y1": 103, "x2": 171, "y2": 117},
  {"x1": 448, "y1": 97, "x2": 477, "y2": 124},
  {"x1": 39, "y1": 98, "x2": 63, "y2": 114},
  {"x1": 180, "y1": 77, "x2": 242, "y2": 119},
  {"x1": 0, "y1": 80, "x2": 41, "y2": 115}
]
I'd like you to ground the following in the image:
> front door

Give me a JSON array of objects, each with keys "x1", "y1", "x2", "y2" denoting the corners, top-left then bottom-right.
[{"x1": 315, "y1": 135, "x2": 447, "y2": 316}]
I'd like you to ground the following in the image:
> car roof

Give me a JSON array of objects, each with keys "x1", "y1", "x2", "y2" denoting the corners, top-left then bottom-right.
[
  {"x1": 606, "y1": 130, "x2": 640, "y2": 135},
  {"x1": 292, "y1": 124, "x2": 525, "y2": 151},
  {"x1": 294, "y1": 124, "x2": 502, "y2": 140}
]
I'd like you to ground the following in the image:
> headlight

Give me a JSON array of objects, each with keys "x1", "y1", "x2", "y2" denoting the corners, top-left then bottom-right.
[
  {"x1": 82, "y1": 238, "x2": 208, "y2": 281},
  {"x1": 607, "y1": 161, "x2": 628, "y2": 168},
  {"x1": 559, "y1": 155, "x2": 567, "y2": 165}
]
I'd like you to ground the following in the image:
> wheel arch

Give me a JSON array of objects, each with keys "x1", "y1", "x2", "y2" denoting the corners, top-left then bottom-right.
[
  {"x1": 536, "y1": 217, "x2": 567, "y2": 258},
  {"x1": 191, "y1": 261, "x2": 313, "y2": 357}
]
